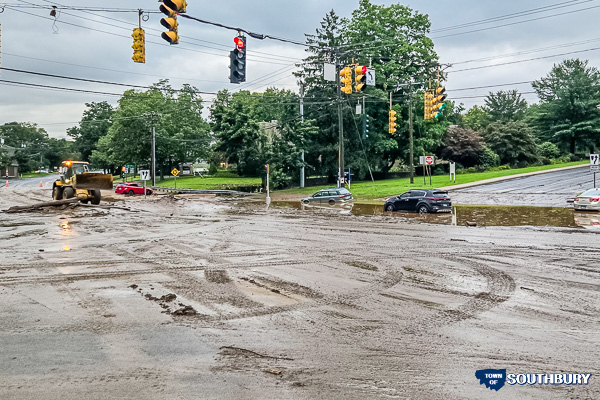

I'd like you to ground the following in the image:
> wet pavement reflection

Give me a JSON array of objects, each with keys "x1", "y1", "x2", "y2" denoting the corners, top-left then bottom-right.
[{"x1": 271, "y1": 201, "x2": 599, "y2": 229}]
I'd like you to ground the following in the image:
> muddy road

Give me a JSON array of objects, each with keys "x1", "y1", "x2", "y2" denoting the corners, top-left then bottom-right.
[{"x1": 0, "y1": 182, "x2": 599, "y2": 399}]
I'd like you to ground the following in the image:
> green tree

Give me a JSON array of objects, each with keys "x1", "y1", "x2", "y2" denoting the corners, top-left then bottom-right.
[
  {"x1": 462, "y1": 105, "x2": 489, "y2": 131},
  {"x1": 93, "y1": 81, "x2": 210, "y2": 178},
  {"x1": 295, "y1": 2, "x2": 439, "y2": 178},
  {"x1": 484, "y1": 90, "x2": 528, "y2": 123},
  {"x1": 0, "y1": 122, "x2": 51, "y2": 172},
  {"x1": 483, "y1": 121, "x2": 539, "y2": 166},
  {"x1": 0, "y1": 147, "x2": 12, "y2": 171},
  {"x1": 531, "y1": 59, "x2": 600, "y2": 154},
  {"x1": 439, "y1": 126, "x2": 485, "y2": 168},
  {"x1": 211, "y1": 90, "x2": 264, "y2": 176},
  {"x1": 67, "y1": 102, "x2": 114, "y2": 161}
]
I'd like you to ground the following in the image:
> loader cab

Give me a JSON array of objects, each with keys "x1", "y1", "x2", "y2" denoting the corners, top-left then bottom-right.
[{"x1": 60, "y1": 161, "x2": 89, "y2": 179}]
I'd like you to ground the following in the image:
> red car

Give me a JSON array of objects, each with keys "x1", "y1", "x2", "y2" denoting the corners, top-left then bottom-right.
[{"x1": 115, "y1": 182, "x2": 153, "y2": 196}]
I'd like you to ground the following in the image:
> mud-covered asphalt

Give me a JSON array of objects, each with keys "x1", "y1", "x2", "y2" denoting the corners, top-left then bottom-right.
[{"x1": 0, "y1": 183, "x2": 599, "y2": 399}]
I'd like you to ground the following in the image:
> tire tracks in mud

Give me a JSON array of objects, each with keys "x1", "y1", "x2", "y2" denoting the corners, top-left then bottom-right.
[{"x1": 400, "y1": 255, "x2": 516, "y2": 334}]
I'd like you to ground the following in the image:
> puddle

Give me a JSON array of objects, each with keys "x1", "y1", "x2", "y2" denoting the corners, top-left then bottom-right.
[{"x1": 271, "y1": 201, "x2": 597, "y2": 229}]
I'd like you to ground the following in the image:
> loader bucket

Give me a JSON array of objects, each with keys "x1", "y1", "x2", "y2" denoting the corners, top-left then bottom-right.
[{"x1": 73, "y1": 173, "x2": 114, "y2": 190}]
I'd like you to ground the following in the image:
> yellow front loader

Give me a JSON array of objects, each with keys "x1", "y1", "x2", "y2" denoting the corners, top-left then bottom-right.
[{"x1": 52, "y1": 161, "x2": 113, "y2": 205}]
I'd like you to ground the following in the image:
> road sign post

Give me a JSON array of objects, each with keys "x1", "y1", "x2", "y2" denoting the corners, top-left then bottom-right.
[
  {"x1": 590, "y1": 154, "x2": 599, "y2": 187},
  {"x1": 265, "y1": 164, "x2": 271, "y2": 207},
  {"x1": 171, "y1": 168, "x2": 179, "y2": 189},
  {"x1": 140, "y1": 169, "x2": 150, "y2": 199}
]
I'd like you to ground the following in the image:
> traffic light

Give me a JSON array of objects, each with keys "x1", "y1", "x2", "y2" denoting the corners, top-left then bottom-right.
[
  {"x1": 131, "y1": 28, "x2": 145, "y2": 63},
  {"x1": 355, "y1": 65, "x2": 367, "y2": 92},
  {"x1": 163, "y1": 0, "x2": 187, "y2": 13},
  {"x1": 388, "y1": 109, "x2": 397, "y2": 134},
  {"x1": 159, "y1": 4, "x2": 179, "y2": 44},
  {"x1": 340, "y1": 67, "x2": 352, "y2": 94},
  {"x1": 424, "y1": 90, "x2": 434, "y2": 120},
  {"x1": 229, "y1": 36, "x2": 246, "y2": 83},
  {"x1": 432, "y1": 86, "x2": 447, "y2": 118}
]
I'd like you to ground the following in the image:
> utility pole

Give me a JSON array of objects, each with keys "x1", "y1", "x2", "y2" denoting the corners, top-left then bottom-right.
[
  {"x1": 151, "y1": 126, "x2": 156, "y2": 186},
  {"x1": 300, "y1": 84, "x2": 305, "y2": 188},
  {"x1": 336, "y1": 57, "x2": 345, "y2": 188},
  {"x1": 409, "y1": 80, "x2": 414, "y2": 184}
]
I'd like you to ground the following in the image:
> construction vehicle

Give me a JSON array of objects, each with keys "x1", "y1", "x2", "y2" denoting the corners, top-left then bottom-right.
[{"x1": 52, "y1": 161, "x2": 113, "y2": 205}]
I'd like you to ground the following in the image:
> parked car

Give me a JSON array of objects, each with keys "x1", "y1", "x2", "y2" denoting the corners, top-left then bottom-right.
[
  {"x1": 301, "y1": 187, "x2": 353, "y2": 205},
  {"x1": 384, "y1": 189, "x2": 451, "y2": 213},
  {"x1": 115, "y1": 182, "x2": 153, "y2": 196},
  {"x1": 573, "y1": 188, "x2": 600, "y2": 211}
]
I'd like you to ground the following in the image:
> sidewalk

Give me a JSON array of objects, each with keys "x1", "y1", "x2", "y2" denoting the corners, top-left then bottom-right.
[{"x1": 439, "y1": 164, "x2": 588, "y2": 191}]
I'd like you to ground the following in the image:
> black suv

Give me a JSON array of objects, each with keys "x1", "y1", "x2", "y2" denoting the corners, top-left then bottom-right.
[
  {"x1": 301, "y1": 187, "x2": 353, "y2": 205},
  {"x1": 384, "y1": 189, "x2": 451, "y2": 213}
]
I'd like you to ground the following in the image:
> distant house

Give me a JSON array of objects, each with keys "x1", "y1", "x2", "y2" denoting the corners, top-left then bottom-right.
[{"x1": 1, "y1": 145, "x2": 19, "y2": 178}]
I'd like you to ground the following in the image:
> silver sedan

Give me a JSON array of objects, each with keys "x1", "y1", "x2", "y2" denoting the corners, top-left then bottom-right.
[{"x1": 574, "y1": 188, "x2": 600, "y2": 211}]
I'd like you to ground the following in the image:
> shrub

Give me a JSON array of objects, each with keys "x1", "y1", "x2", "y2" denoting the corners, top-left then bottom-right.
[
  {"x1": 478, "y1": 146, "x2": 501, "y2": 169},
  {"x1": 269, "y1": 169, "x2": 292, "y2": 190},
  {"x1": 538, "y1": 142, "x2": 560, "y2": 159}
]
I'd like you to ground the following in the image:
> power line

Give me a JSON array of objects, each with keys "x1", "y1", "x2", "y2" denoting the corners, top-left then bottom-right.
[
  {"x1": 448, "y1": 46, "x2": 600, "y2": 74},
  {"x1": 432, "y1": 0, "x2": 595, "y2": 33}
]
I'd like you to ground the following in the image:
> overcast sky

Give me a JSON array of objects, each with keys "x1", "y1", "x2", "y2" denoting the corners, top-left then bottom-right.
[{"x1": 1, "y1": 0, "x2": 599, "y2": 139}]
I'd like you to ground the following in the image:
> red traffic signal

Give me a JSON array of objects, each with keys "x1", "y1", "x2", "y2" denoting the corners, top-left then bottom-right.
[{"x1": 234, "y1": 37, "x2": 245, "y2": 49}]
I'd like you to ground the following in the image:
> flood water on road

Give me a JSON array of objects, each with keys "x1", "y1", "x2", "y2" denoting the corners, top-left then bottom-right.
[{"x1": 271, "y1": 201, "x2": 600, "y2": 229}]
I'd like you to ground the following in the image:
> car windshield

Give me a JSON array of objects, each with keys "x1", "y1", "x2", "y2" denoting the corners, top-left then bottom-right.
[
  {"x1": 432, "y1": 191, "x2": 449, "y2": 197},
  {"x1": 581, "y1": 189, "x2": 600, "y2": 197},
  {"x1": 337, "y1": 188, "x2": 351, "y2": 194}
]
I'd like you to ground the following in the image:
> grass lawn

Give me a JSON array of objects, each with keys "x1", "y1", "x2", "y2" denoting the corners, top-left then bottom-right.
[
  {"x1": 277, "y1": 161, "x2": 588, "y2": 201},
  {"x1": 116, "y1": 161, "x2": 587, "y2": 201}
]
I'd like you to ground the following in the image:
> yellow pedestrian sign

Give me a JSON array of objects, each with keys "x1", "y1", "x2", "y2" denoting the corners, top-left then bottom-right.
[{"x1": 171, "y1": 168, "x2": 180, "y2": 176}]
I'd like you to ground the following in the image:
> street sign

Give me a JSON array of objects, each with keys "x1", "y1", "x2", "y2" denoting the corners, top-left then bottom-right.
[
  {"x1": 591, "y1": 154, "x2": 599, "y2": 172},
  {"x1": 139, "y1": 170, "x2": 150, "y2": 181},
  {"x1": 171, "y1": 168, "x2": 180, "y2": 176},
  {"x1": 323, "y1": 63, "x2": 335, "y2": 82},
  {"x1": 425, "y1": 155, "x2": 434, "y2": 165},
  {"x1": 366, "y1": 68, "x2": 375, "y2": 86}
]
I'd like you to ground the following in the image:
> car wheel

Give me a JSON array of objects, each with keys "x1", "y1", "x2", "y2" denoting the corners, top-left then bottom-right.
[
  {"x1": 302, "y1": 200, "x2": 310, "y2": 205},
  {"x1": 385, "y1": 204, "x2": 395, "y2": 212},
  {"x1": 418, "y1": 204, "x2": 429, "y2": 214},
  {"x1": 128, "y1": 190, "x2": 134, "y2": 196},
  {"x1": 328, "y1": 199, "x2": 335, "y2": 205},
  {"x1": 146, "y1": 189, "x2": 152, "y2": 195},
  {"x1": 62, "y1": 187, "x2": 74, "y2": 199},
  {"x1": 90, "y1": 190, "x2": 101, "y2": 205},
  {"x1": 52, "y1": 186, "x2": 63, "y2": 200}
]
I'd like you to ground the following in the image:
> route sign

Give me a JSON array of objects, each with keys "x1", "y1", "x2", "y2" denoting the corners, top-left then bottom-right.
[
  {"x1": 591, "y1": 154, "x2": 599, "y2": 172},
  {"x1": 139, "y1": 170, "x2": 150, "y2": 181},
  {"x1": 171, "y1": 168, "x2": 180, "y2": 176},
  {"x1": 366, "y1": 68, "x2": 376, "y2": 86}
]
